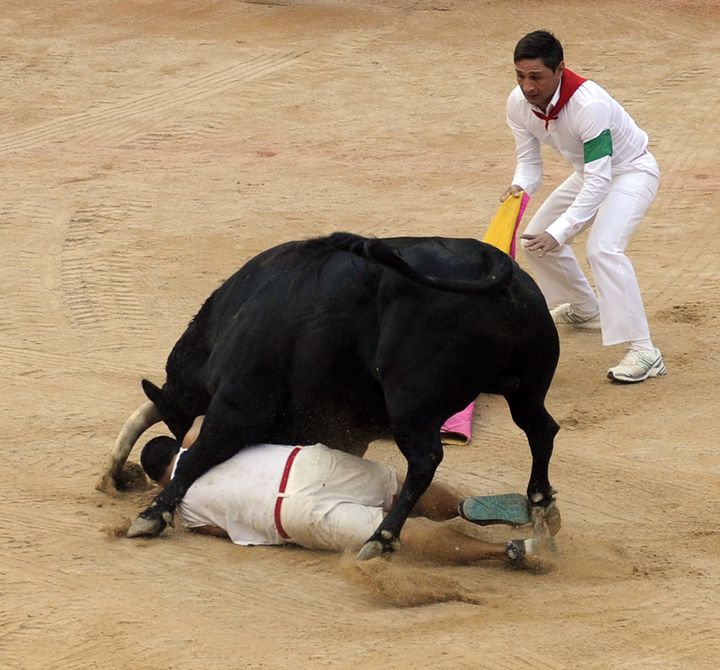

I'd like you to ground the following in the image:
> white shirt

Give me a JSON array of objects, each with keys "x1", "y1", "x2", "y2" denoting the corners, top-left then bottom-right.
[
  {"x1": 506, "y1": 76, "x2": 660, "y2": 245},
  {"x1": 173, "y1": 443, "x2": 297, "y2": 545}
]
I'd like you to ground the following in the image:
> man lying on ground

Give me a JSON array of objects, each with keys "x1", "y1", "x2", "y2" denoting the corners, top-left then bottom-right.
[{"x1": 140, "y1": 416, "x2": 538, "y2": 568}]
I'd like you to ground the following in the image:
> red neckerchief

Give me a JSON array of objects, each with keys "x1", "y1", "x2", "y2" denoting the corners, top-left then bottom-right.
[{"x1": 532, "y1": 68, "x2": 587, "y2": 129}]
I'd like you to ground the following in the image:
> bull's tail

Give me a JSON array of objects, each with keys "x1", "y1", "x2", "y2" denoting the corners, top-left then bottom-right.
[{"x1": 324, "y1": 232, "x2": 513, "y2": 294}]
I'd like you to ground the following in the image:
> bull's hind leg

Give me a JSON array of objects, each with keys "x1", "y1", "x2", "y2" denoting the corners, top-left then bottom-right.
[
  {"x1": 357, "y1": 425, "x2": 444, "y2": 560},
  {"x1": 505, "y1": 390, "x2": 561, "y2": 537}
]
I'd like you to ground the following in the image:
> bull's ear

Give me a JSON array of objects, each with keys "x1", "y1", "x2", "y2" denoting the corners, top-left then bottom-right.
[{"x1": 141, "y1": 379, "x2": 165, "y2": 409}]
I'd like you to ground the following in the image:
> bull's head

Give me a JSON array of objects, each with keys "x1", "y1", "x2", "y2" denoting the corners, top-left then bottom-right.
[{"x1": 141, "y1": 379, "x2": 194, "y2": 440}]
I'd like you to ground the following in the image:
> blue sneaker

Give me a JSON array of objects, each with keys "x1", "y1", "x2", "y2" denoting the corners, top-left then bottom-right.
[{"x1": 458, "y1": 494, "x2": 530, "y2": 527}]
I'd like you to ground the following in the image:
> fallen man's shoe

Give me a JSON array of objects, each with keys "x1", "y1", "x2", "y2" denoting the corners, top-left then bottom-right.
[
  {"x1": 506, "y1": 538, "x2": 537, "y2": 568},
  {"x1": 458, "y1": 493, "x2": 531, "y2": 526}
]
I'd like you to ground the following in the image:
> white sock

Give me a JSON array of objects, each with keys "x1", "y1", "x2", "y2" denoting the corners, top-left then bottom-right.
[{"x1": 629, "y1": 338, "x2": 655, "y2": 353}]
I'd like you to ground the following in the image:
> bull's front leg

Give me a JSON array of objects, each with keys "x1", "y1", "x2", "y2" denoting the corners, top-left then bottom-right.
[
  {"x1": 126, "y1": 442, "x2": 220, "y2": 537},
  {"x1": 126, "y1": 477, "x2": 188, "y2": 537},
  {"x1": 126, "y1": 400, "x2": 250, "y2": 538},
  {"x1": 356, "y1": 430, "x2": 443, "y2": 561}
]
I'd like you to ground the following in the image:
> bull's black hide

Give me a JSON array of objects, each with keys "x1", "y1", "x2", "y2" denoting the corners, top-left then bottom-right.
[{"x1": 128, "y1": 232, "x2": 560, "y2": 556}]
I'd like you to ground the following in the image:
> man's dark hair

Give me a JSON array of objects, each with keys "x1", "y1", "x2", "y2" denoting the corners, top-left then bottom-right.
[
  {"x1": 140, "y1": 435, "x2": 180, "y2": 483},
  {"x1": 514, "y1": 30, "x2": 564, "y2": 70}
]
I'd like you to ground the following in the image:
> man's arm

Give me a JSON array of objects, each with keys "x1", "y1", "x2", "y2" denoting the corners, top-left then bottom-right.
[
  {"x1": 545, "y1": 100, "x2": 614, "y2": 245},
  {"x1": 190, "y1": 525, "x2": 230, "y2": 539},
  {"x1": 181, "y1": 415, "x2": 205, "y2": 450},
  {"x1": 506, "y1": 89, "x2": 544, "y2": 196}
]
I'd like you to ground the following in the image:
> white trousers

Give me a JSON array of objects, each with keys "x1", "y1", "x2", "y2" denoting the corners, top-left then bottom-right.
[
  {"x1": 522, "y1": 166, "x2": 660, "y2": 346},
  {"x1": 281, "y1": 444, "x2": 398, "y2": 552}
]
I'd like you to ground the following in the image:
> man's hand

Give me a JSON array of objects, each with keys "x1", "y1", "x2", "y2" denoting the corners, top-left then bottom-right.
[
  {"x1": 520, "y1": 232, "x2": 559, "y2": 258},
  {"x1": 500, "y1": 184, "x2": 524, "y2": 202}
]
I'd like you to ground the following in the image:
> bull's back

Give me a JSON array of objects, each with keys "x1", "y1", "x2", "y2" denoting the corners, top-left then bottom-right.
[{"x1": 165, "y1": 234, "x2": 556, "y2": 437}]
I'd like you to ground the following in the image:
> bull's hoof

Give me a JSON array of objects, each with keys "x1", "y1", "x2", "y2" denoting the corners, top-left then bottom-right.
[
  {"x1": 529, "y1": 491, "x2": 561, "y2": 538},
  {"x1": 126, "y1": 513, "x2": 166, "y2": 538},
  {"x1": 356, "y1": 540, "x2": 384, "y2": 561},
  {"x1": 544, "y1": 502, "x2": 562, "y2": 537}
]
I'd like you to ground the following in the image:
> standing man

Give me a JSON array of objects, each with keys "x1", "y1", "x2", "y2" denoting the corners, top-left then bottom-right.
[{"x1": 503, "y1": 30, "x2": 665, "y2": 383}]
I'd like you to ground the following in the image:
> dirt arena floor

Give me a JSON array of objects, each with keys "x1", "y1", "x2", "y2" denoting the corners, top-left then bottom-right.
[{"x1": 2, "y1": 1, "x2": 719, "y2": 668}]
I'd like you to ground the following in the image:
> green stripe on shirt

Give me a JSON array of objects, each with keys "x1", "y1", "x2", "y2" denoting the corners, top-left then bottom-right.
[{"x1": 584, "y1": 129, "x2": 613, "y2": 163}]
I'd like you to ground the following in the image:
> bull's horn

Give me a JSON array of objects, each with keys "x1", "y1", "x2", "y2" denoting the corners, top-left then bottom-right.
[{"x1": 96, "y1": 400, "x2": 162, "y2": 492}]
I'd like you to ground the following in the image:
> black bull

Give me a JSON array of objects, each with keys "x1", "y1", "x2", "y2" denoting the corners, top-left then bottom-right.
[{"x1": 100, "y1": 232, "x2": 560, "y2": 558}]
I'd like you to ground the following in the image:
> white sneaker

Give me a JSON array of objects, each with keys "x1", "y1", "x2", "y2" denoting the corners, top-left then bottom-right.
[
  {"x1": 550, "y1": 303, "x2": 601, "y2": 330},
  {"x1": 506, "y1": 538, "x2": 537, "y2": 569},
  {"x1": 607, "y1": 348, "x2": 667, "y2": 383}
]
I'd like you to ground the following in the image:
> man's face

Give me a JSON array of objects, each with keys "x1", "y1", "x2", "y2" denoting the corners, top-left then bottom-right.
[{"x1": 514, "y1": 58, "x2": 564, "y2": 111}]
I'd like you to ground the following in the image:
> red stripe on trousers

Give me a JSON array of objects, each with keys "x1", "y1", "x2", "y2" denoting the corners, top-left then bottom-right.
[{"x1": 274, "y1": 446, "x2": 302, "y2": 539}]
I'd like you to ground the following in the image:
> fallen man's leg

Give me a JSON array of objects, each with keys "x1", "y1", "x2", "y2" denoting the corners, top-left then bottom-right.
[
  {"x1": 403, "y1": 480, "x2": 544, "y2": 568},
  {"x1": 400, "y1": 518, "x2": 538, "y2": 568}
]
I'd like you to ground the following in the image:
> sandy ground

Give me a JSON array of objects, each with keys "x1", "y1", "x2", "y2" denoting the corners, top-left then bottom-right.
[{"x1": 2, "y1": 1, "x2": 719, "y2": 668}]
